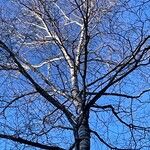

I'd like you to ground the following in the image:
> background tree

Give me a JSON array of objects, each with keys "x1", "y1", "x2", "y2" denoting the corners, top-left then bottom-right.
[{"x1": 0, "y1": 0, "x2": 150, "y2": 149}]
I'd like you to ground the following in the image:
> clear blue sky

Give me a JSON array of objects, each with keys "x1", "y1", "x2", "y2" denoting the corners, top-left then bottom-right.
[{"x1": 0, "y1": 0, "x2": 150, "y2": 150}]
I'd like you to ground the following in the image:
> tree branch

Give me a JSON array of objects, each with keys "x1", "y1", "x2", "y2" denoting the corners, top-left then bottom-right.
[
  {"x1": 92, "y1": 104, "x2": 150, "y2": 132},
  {"x1": 86, "y1": 88, "x2": 150, "y2": 99},
  {"x1": 0, "y1": 133, "x2": 64, "y2": 150},
  {"x1": 86, "y1": 36, "x2": 150, "y2": 109},
  {"x1": 90, "y1": 129, "x2": 136, "y2": 150},
  {"x1": 0, "y1": 41, "x2": 75, "y2": 126}
]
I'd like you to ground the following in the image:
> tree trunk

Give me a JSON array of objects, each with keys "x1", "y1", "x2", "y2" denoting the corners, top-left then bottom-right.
[{"x1": 74, "y1": 112, "x2": 90, "y2": 150}]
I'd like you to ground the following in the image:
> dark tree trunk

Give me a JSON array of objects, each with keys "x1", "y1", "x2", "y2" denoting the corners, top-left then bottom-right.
[{"x1": 74, "y1": 112, "x2": 90, "y2": 150}]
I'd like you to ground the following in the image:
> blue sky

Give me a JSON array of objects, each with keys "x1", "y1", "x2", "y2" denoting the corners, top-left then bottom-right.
[{"x1": 0, "y1": 0, "x2": 150, "y2": 150}]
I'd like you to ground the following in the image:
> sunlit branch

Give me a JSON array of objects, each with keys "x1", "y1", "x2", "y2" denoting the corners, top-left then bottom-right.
[
  {"x1": 0, "y1": 64, "x2": 18, "y2": 71},
  {"x1": 22, "y1": 56, "x2": 64, "y2": 69},
  {"x1": 54, "y1": 2, "x2": 83, "y2": 26},
  {"x1": 22, "y1": 1, "x2": 74, "y2": 69},
  {"x1": 0, "y1": 41, "x2": 76, "y2": 126}
]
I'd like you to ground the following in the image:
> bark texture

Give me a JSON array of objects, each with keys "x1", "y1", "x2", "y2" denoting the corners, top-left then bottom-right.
[{"x1": 74, "y1": 112, "x2": 90, "y2": 150}]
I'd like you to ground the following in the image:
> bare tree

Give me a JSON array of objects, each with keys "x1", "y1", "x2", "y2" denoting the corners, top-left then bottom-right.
[{"x1": 0, "y1": 0, "x2": 150, "y2": 149}]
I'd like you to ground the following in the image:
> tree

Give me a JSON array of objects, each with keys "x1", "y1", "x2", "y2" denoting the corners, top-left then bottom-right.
[{"x1": 0, "y1": 0, "x2": 150, "y2": 149}]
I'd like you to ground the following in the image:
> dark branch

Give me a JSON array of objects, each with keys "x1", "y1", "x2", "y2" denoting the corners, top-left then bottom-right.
[
  {"x1": 86, "y1": 88, "x2": 150, "y2": 99},
  {"x1": 90, "y1": 129, "x2": 114, "y2": 149},
  {"x1": 0, "y1": 133, "x2": 65, "y2": 150},
  {"x1": 92, "y1": 104, "x2": 131, "y2": 128},
  {"x1": 92, "y1": 104, "x2": 150, "y2": 132},
  {"x1": 0, "y1": 41, "x2": 75, "y2": 126},
  {"x1": 86, "y1": 39, "x2": 150, "y2": 109},
  {"x1": 90, "y1": 129, "x2": 137, "y2": 150},
  {"x1": 1, "y1": 91, "x2": 37, "y2": 114}
]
